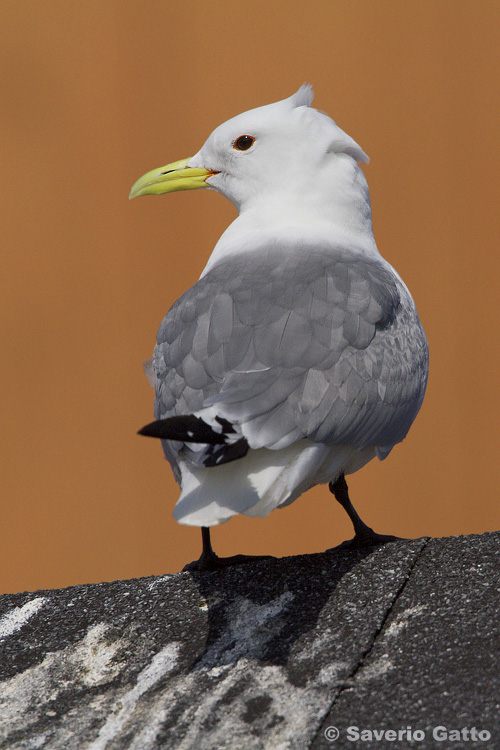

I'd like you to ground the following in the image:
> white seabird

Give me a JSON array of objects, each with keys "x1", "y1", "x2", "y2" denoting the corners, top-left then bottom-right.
[{"x1": 130, "y1": 85, "x2": 429, "y2": 570}]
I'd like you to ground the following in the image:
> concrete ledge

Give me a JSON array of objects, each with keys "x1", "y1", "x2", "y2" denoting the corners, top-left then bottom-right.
[{"x1": 0, "y1": 532, "x2": 498, "y2": 749}]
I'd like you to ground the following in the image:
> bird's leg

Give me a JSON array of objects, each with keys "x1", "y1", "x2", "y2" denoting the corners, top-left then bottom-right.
[
  {"x1": 182, "y1": 527, "x2": 275, "y2": 572},
  {"x1": 328, "y1": 474, "x2": 404, "y2": 550}
]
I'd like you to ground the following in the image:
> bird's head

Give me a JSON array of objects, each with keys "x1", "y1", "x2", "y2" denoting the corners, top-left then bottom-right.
[{"x1": 129, "y1": 85, "x2": 369, "y2": 214}]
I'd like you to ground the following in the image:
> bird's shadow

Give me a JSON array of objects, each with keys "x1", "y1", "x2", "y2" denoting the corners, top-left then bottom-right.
[{"x1": 185, "y1": 545, "x2": 377, "y2": 681}]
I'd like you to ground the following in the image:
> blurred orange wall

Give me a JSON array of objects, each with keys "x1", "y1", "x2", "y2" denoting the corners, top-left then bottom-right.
[{"x1": 2, "y1": 1, "x2": 500, "y2": 594}]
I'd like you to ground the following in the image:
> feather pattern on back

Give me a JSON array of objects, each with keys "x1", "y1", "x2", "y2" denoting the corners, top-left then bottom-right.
[{"x1": 153, "y1": 245, "x2": 428, "y2": 475}]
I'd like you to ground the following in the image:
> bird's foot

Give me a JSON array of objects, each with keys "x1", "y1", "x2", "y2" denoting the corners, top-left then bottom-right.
[
  {"x1": 183, "y1": 552, "x2": 275, "y2": 572},
  {"x1": 328, "y1": 530, "x2": 405, "y2": 552}
]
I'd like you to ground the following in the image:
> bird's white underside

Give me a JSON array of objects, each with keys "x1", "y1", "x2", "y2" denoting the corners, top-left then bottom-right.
[{"x1": 175, "y1": 441, "x2": 376, "y2": 526}]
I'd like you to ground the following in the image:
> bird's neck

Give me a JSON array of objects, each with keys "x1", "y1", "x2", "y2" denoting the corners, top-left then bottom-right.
[{"x1": 202, "y1": 158, "x2": 380, "y2": 276}]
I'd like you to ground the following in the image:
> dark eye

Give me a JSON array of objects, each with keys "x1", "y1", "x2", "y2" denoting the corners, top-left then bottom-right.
[{"x1": 233, "y1": 135, "x2": 255, "y2": 151}]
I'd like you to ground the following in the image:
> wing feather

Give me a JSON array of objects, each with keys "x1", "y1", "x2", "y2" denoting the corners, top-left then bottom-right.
[{"x1": 152, "y1": 247, "x2": 428, "y2": 466}]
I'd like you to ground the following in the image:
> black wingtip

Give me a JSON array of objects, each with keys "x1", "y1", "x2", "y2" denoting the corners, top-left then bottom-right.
[
  {"x1": 137, "y1": 420, "x2": 166, "y2": 438},
  {"x1": 138, "y1": 414, "x2": 250, "y2": 466},
  {"x1": 137, "y1": 415, "x2": 232, "y2": 444}
]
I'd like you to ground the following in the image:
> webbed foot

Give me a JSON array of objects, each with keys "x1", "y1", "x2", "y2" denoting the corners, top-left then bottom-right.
[
  {"x1": 183, "y1": 552, "x2": 275, "y2": 572},
  {"x1": 328, "y1": 530, "x2": 405, "y2": 552},
  {"x1": 183, "y1": 528, "x2": 274, "y2": 572}
]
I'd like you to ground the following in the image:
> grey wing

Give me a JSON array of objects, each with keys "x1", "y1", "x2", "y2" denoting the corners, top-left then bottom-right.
[{"x1": 153, "y1": 249, "x2": 428, "y2": 463}]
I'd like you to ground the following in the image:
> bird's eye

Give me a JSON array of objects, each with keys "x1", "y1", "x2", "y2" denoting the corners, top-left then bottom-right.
[{"x1": 233, "y1": 135, "x2": 255, "y2": 151}]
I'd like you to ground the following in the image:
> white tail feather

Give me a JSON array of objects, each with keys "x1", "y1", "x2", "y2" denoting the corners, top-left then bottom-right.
[{"x1": 173, "y1": 441, "x2": 376, "y2": 526}]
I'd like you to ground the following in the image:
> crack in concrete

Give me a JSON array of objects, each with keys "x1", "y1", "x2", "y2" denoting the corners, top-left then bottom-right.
[{"x1": 309, "y1": 537, "x2": 431, "y2": 747}]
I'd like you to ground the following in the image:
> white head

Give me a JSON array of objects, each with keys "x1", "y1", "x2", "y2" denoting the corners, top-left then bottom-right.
[
  {"x1": 130, "y1": 85, "x2": 374, "y2": 255},
  {"x1": 188, "y1": 85, "x2": 369, "y2": 214}
]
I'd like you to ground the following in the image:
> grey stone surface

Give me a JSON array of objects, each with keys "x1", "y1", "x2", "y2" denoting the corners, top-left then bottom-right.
[
  {"x1": 0, "y1": 533, "x2": 497, "y2": 749},
  {"x1": 313, "y1": 532, "x2": 500, "y2": 749}
]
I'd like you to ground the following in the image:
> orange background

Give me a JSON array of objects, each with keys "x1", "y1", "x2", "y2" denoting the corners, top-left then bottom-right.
[{"x1": 2, "y1": 1, "x2": 500, "y2": 595}]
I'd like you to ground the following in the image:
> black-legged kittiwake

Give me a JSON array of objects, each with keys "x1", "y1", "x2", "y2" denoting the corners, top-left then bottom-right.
[{"x1": 130, "y1": 85, "x2": 429, "y2": 570}]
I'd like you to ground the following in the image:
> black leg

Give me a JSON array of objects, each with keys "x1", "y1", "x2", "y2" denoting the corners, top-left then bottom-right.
[
  {"x1": 182, "y1": 527, "x2": 275, "y2": 572},
  {"x1": 328, "y1": 474, "x2": 404, "y2": 550}
]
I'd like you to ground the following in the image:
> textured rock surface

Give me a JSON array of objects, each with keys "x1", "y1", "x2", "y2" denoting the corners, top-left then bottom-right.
[{"x1": 0, "y1": 533, "x2": 498, "y2": 749}]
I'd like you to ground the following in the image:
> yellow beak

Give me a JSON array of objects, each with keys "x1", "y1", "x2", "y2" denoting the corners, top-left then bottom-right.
[{"x1": 129, "y1": 158, "x2": 215, "y2": 199}]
